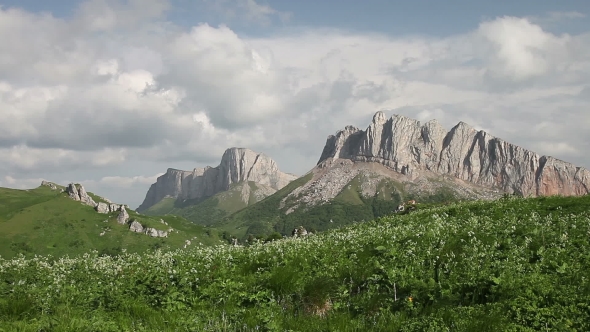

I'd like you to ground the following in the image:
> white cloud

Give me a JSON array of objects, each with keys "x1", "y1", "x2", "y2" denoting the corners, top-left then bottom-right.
[
  {"x1": 532, "y1": 142, "x2": 580, "y2": 157},
  {"x1": 91, "y1": 174, "x2": 165, "y2": 188},
  {"x1": 0, "y1": 176, "x2": 48, "y2": 189},
  {"x1": 0, "y1": 2, "x2": 589, "y2": 208},
  {"x1": 0, "y1": 145, "x2": 128, "y2": 172},
  {"x1": 477, "y1": 17, "x2": 553, "y2": 80}
]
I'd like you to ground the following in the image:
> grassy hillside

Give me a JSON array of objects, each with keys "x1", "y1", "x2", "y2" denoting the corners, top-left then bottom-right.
[
  {"x1": 215, "y1": 173, "x2": 315, "y2": 238},
  {"x1": 142, "y1": 182, "x2": 269, "y2": 226},
  {"x1": 0, "y1": 185, "x2": 224, "y2": 259},
  {"x1": 219, "y1": 173, "x2": 462, "y2": 240},
  {"x1": 1, "y1": 194, "x2": 590, "y2": 330}
]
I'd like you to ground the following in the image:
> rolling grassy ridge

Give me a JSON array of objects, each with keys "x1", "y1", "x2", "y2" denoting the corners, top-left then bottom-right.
[
  {"x1": 0, "y1": 186, "x2": 222, "y2": 259},
  {"x1": 1, "y1": 194, "x2": 590, "y2": 330}
]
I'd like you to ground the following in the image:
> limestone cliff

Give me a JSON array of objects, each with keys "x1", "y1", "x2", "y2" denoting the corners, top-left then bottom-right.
[
  {"x1": 318, "y1": 111, "x2": 590, "y2": 197},
  {"x1": 137, "y1": 148, "x2": 298, "y2": 211}
]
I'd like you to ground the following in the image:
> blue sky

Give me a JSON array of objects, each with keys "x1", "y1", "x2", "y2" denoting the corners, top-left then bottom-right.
[
  {"x1": 4, "y1": 0, "x2": 589, "y2": 36},
  {"x1": 0, "y1": 0, "x2": 589, "y2": 208}
]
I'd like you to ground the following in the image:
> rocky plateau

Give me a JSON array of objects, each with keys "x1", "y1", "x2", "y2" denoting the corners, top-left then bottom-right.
[{"x1": 137, "y1": 147, "x2": 298, "y2": 212}]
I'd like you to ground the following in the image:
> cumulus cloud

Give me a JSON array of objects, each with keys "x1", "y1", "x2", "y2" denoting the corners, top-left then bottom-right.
[
  {"x1": 0, "y1": 176, "x2": 48, "y2": 189},
  {"x1": 531, "y1": 142, "x2": 579, "y2": 157},
  {"x1": 0, "y1": 145, "x2": 129, "y2": 177},
  {"x1": 83, "y1": 174, "x2": 165, "y2": 188},
  {"x1": 0, "y1": 1, "x2": 589, "y2": 208}
]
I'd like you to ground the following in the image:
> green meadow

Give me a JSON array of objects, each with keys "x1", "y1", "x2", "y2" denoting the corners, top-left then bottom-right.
[
  {"x1": 0, "y1": 185, "x2": 223, "y2": 259},
  {"x1": 1, "y1": 194, "x2": 589, "y2": 331}
]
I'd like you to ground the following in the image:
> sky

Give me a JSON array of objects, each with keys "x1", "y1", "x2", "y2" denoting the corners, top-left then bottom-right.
[{"x1": 0, "y1": 0, "x2": 589, "y2": 209}]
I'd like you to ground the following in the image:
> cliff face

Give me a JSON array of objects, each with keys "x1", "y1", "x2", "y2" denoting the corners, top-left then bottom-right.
[
  {"x1": 137, "y1": 148, "x2": 297, "y2": 211},
  {"x1": 318, "y1": 111, "x2": 590, "y2": 197}
]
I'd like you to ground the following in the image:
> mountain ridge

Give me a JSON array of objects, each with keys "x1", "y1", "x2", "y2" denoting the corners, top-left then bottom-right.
[
  {"x1": 214, "y1": 111, "x2": 588, "y2": 239},
  {"x1": 318, "y1": 111, "x2": 590, "y2": 197}
]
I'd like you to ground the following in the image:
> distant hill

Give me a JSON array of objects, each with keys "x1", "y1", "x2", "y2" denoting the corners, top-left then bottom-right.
[{"x1": 0, "y1": 183, "x2": 224, "y2": 259}]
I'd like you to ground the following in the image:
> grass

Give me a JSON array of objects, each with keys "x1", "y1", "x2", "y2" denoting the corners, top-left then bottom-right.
[
  {"x1": 334, "y1": 175, "x2": 366, "y2": 205},
  {"x1": 1, "y1": 193, "x2": 590, "y2": 330},
  {"x1": 0, "y1": 185, "x2": 223, "y2": 259}
]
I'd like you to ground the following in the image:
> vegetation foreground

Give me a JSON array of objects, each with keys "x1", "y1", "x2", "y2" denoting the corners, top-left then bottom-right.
[{"x1": 2, "y1": 195, "x2": 590, "y2": 331}]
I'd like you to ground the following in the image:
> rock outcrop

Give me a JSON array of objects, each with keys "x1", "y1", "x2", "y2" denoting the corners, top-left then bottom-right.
[
  {"x1": 117, "y1": 206, "x2": 130, "y2": 225},
  {"x1": 128, "y1": 220, "x2": 167, "y2": 237},
  {"x1": 53, "y1": 181, "x2": 172, "y2": 239},
  {"x1": 41, "y1": 181, "x2": 57, "y2": 190},
  {"x1": 129, "y1": 220, "x2": 144, "y2": 233},
  {"x1": 62, "y1": 182, "x2": 128, "y2": 214},
  {"x1": 318, "y1": 111, "x2": 590, "y2": 197},
  {"x1": 95, "y1": 202, "x2": 109, "y2": 214},
  {"x1": 137, "y1": 147, "x2": 298, "y2": 211},
  {"x1": 95, "y1": 202, "x2": 125, "y2": 214},
  {"x1": 66, "y1": 183, "x2": 96, "y2": 207},
  {"x1": 144, "y1": 227, "x2": 168, "y2": 238}
]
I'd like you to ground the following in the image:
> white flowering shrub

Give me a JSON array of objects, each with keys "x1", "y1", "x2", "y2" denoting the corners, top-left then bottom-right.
[{"x1": 1, "y1": 195, "x2": 590, "y2": 331}]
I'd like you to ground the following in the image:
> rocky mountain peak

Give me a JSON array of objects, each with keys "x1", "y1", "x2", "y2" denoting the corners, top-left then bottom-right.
[
  {"x1": 318, "y1": 111, "x2": 590, "y2": 197},
  {"x1": 137, "y1": 147, "x2": 298, "y2": 211},
  {"x1": 372, "y1": 111, "x2": 387, "y2": 125},
  {"x1": 219, "y1": 147, "x2": 281, "y2": 186}
]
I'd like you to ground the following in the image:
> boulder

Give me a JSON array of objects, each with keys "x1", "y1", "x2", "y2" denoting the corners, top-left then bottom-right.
[
  {"x1": 292, "y1": 226, "x2": 308, "y2": 237},
  {"x1": 96, "y1": 202, "x2": 110, "y2": 214},
  {"x1": 145, "y1": 228, "x2": 168, "y2": 238},
  {"x1": 129, "y1": 220, "x2": 144, "y2": 233}
]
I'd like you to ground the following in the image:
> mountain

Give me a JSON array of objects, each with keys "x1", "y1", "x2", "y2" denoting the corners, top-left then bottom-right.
[
  {"x1": 137, "y1": 147, "x2": 298, "y2": 224},
  {"x1": 319, "y1": 111, "x2": 590, "y2": 197},
  {"x1": 0, "y1": 182, "x2": 224, "y2": 259},
  {"x1": 216, "y1": 111, "x2": 589, "y2": 239}
]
